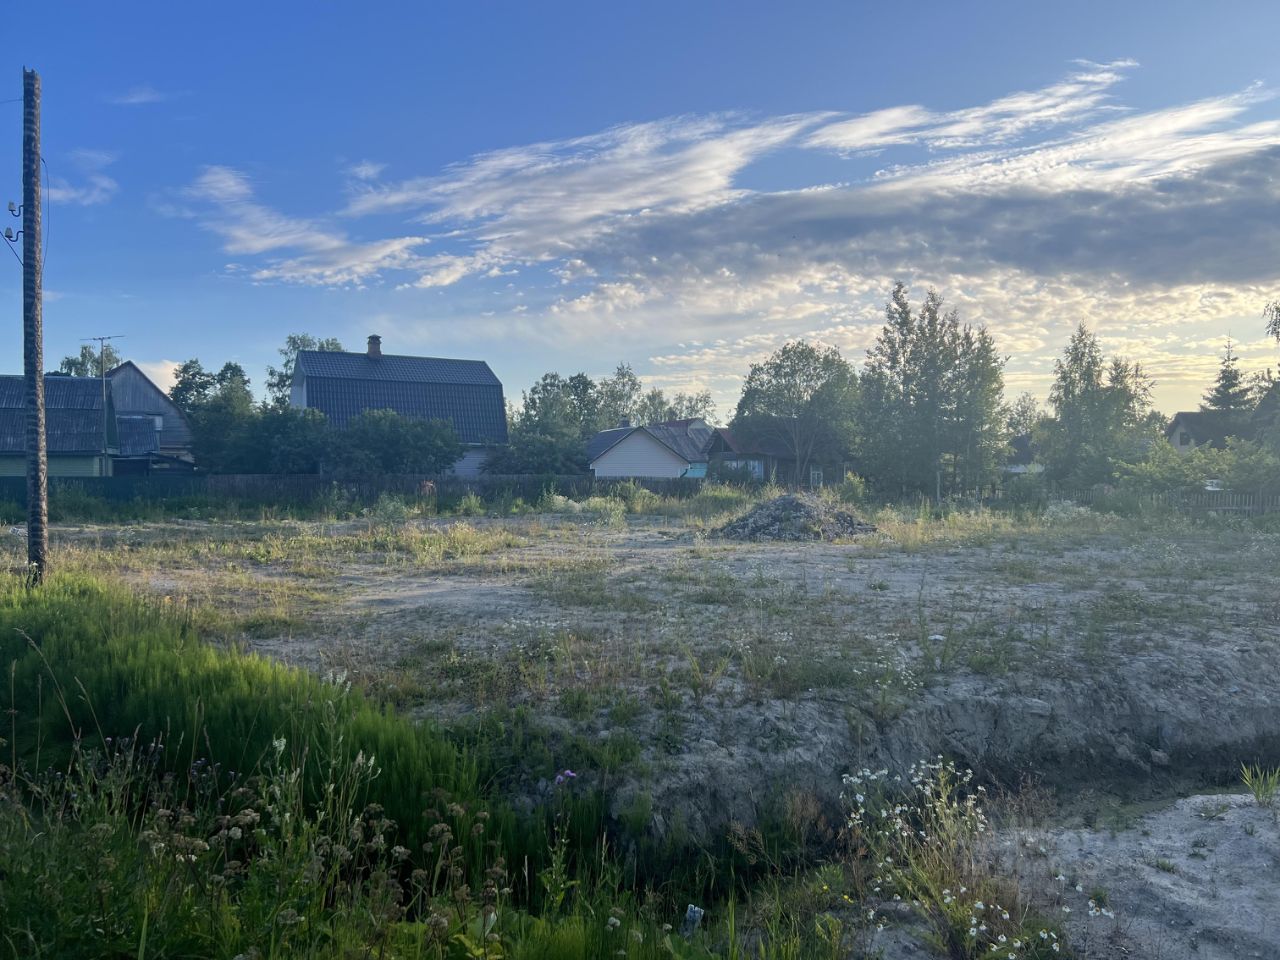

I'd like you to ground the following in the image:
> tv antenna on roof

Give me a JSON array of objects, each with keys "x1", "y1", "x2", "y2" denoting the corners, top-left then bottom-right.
[{"x1": 83, "y1": 335, "x2": 124, "y2": 464}]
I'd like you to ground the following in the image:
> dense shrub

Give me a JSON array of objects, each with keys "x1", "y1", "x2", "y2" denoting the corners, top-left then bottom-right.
[
  {"x1": 1119, "y1": 437, "x2": 1280, "y2": 495},
  {"x1": 328, "y1": 410, "x2": 463, "y2": 477}
]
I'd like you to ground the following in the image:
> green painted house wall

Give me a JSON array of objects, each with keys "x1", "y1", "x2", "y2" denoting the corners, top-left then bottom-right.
[{"x1": 0, "y1": 455, "x2": 107, "y2": 478}]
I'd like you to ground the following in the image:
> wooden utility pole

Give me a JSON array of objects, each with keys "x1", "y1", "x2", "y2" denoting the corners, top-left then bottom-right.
[{"x1": 23, "y1": 68, "x2": 48, "y2": 583}]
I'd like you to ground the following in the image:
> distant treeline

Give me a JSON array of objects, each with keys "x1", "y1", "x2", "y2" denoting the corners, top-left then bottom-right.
[{"x1": 162, "y1": 289, "x2": 1280, "y2": 496}]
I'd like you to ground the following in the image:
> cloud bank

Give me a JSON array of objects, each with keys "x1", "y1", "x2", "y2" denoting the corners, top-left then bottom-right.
[{"x1": 177, "y1": 61, "x2": 1280, "y2": 406}]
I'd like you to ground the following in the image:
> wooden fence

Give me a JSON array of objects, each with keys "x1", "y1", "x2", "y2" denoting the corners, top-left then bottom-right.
[
  {"x1": 0, "y1": 473, "x2": 707, "y2": 507},
  {"x1": 1, "y1": 473, "x2": 1276, "y2": 516},
  {"x1": 1061, "y1": 488, "x2": 1280, "y2": 516}
]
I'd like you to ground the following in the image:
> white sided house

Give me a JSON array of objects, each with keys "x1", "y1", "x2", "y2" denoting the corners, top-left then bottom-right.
[{"x1": 587, "y1": 418, "x2": 713, "y2": 479}]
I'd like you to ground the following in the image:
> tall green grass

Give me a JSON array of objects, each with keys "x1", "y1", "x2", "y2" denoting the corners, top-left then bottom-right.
[
  {"x1": 0, "y1": 574, "x2": 550, "y2": 882},
  {"x1": 0, "y1": 574, "x2": 797, "y2": 912},
  {"x1": 0, "y1": 574, "x2": 883, "y2": 958}
]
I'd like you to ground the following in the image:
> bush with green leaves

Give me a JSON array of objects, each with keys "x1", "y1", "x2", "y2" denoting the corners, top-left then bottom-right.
[
  {"x1": 1119, "y1": 437, "x2": 1280, "y2": 495},
  {"x1": 832, "y1": 473, "x2": 867, "y2": 505},
  {"x1": 328, "y1": 409, "x2": 463, "y2": 478}
]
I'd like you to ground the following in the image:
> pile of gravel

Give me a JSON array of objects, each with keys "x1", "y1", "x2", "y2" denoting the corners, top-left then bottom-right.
[{"x1": 715, "y1": 493, "x2": 876, "y2": 542}]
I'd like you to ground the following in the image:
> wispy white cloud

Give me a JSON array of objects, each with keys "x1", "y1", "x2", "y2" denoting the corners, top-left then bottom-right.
[
  {"x1": 807, "y1": 59, "x2": 1137, "y2": 154},
  {"x1": 47, "y1": 147, "x2": 120, "y2": 206},
  {"x1": 344, "y1": 112, "x2": 826, "y2": 286},
  {"x1": 135, "y1": 360, "x2": 181, "y2": 393},
  {"x1": 860, "y1": 83, "x2": 1278, "y2": 193},
  {"x1": 178, "y1": 165, "x2": 430, "y2": 286},
  {"x1": 106, "y1": 85, "x2": 172, "y2": 106},
  {"x1": 348, "y1": 160, "x2": 386, "y2": 181}
]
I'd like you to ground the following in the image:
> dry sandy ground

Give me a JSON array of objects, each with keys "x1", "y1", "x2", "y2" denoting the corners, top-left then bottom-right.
[
  {"x1": 872, "y1": 793, "x2": 1280, "y2": 960},
  {"x1": 1050, "y1": 794, "x2": 1280, "y2": 960},
  {"x1": 74, "y1": 512, "x2": 1277, "y2": 820}
]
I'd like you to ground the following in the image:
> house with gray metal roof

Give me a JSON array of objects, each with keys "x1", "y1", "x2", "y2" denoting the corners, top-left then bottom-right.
[
  {"x1": 290, "y1": 335, "x2": 508, "y2": 476},
  {"x1": 588, "y1": 416, "x2": 849, "y2": 485},
  {"x1": 588, "y1": 418, "x2": 715, "y2": 479},
  {"x1": 0, "y1": 374, "x2": 119, "y2": 477},
  {"x1": 0, "y1": 365, "x2": 194, "y2": 477}
]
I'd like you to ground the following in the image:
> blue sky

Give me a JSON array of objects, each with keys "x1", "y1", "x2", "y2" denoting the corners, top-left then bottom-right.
[{"x1": 4, "y1": 0, "x2": 1280, "y2": 415}]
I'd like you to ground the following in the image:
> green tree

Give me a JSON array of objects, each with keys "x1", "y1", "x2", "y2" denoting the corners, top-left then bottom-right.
[
  {"x1": 564, "y1": 373, "x2": 600, "y2": 436},
  {"x1": 186, "y1": 363, "x2": 259, "y2": 472},
  {"x1": 669, "y1": 390, "x2": 716, "y2": 422},
  {"x1": 1202, "y1": 340, "x2": 1252, "y2": 436},
  {"x1": 731, "y1": 340, "x2": 858, "y2": 486},
  {"x1": 631, "y1": 386, "x2": 716, "y2": 427},
  {"x1": 58, "y1": 342, "x2": 121, "y2": 377},
  {"x1": 265, "y1": 333, "x2": 344, "y2": 406},
  {"x1": 1006, "y1": 392, "x2": 1042, "y2": 437},
  {"x1": 595, "y1": 363, "x2": 643, "y2": 429},
  {"x1": 1253, "y1": 304, "x2": 1280, "y2": 451},
  {"x1": 949, "y1": 325, "x2": 1009, "y2": 493},
  {"x1": 485, "y1": 422, "x2": 586, "y2": 474},
  {"x1": 859, "y1": 284, "x2": 1007, "y2": 496},
  {"x1": 328, "y1": 410, "x2": 462, "y2": 476},
  {"x1": 1251, "y1": 374, "x2": 1280, "y2": 453},
  {"x1": 634, "y1": 388, "x2": 671, "y2": 427},
  {"x1": 169, "y1": 359, "x2": 218, "y2": 412},
  {"x1": 487, "y1": 373, "x2": 593, "y2": 474},
  {"x1": 486, "y1": 367, "x2": 716, "y2": 475},
  {"x1": 246, "y1": 407, "x2": 331, "y2": 474},
  {"x1": 521, "y1": 373, "x2": 598, "y2": 440},
  {"x1": 1122, "y1": 437, "x2": 1280, "y2": 495},
  {"x1": 1038, "y1": 324, "x2": 1156, "y2": 489}
]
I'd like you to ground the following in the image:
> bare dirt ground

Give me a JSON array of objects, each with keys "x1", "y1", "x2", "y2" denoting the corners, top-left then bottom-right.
[
  {"x1": 45, "y1": 509, "x2": 1280, "y2": 814},
  {"x1": 24, "y1": 505, "x2": 1280, "y2": 956},
  {"x1": 1010, "y1": 793, "x2": 1280, "y2": 960}
]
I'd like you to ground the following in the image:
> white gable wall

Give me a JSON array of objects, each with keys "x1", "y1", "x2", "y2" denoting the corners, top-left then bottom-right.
[
  {"x1": 592, "y1": 430, "x2": 690, "y2": 478},
  {"x1": 449, "y1": 448, "x2": 491, "y2": 478},
  {"x1": 1167, "y1": 415, "x2": 1204, "y2": 457},
  {"x1": 290, "y1": 373, "x2": 307, "y2": 409}
]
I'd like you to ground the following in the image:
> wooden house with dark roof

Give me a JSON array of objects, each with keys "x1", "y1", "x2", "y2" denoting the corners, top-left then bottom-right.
[
  {"x1": 107, "y1": 361, "x2": 195, "y2": 472},
  {"x1": 290, "y1": 335, "x2": 508, "y2": 476}
]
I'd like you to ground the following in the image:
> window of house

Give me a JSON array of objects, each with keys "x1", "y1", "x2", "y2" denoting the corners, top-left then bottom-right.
[
  {"x1": 809, "y1": 465, "x2": 823, "y2": 487},
  {"x1": 1179, "y1": 431, "x2": 1191, "y2": 446}
]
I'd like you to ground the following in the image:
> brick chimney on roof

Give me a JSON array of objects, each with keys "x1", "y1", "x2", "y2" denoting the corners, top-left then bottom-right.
[{"x1": 367, "y1": 334, "x2": 382, "y2": 358}]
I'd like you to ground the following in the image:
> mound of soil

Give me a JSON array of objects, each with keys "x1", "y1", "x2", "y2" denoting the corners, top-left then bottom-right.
[{"x1": 716, "y1": 493, "x2": 876, "y2": 541}]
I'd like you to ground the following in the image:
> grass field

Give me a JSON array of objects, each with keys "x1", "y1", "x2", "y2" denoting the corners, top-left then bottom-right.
[{"x1": 2, "y1": 488, "x2": 1278, "y2": 958}]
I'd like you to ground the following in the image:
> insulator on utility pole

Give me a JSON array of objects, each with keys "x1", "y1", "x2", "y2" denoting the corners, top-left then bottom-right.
[{"x1": 23, "y1": 67, "x2": 48, "y2": 584}]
